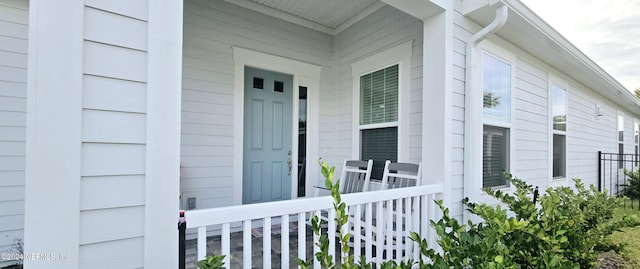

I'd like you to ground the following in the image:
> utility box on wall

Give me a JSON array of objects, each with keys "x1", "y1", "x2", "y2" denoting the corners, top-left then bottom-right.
[{"x1": 181, "y1": 191, "x2": 200, "y2": 210}]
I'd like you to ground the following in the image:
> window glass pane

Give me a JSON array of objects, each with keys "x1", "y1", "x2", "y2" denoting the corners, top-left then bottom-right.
[
  {"x1": 298, "y1": 87, "x2": 307, "y2": 197},
  {"x1": 552, "y1": 85, "x2": 567, "y2": 131},
  {"x1": 618, "y1": 115, "x2": 624, "y2": 142},
  {"x1": 483, "y1": 54, "x2": 511, "y2": 123},
  {"x1": 361, "y1": 127, "x2": 398, "y2": 180},
  {"x1": 619, "y1": 143, "x2": 625, "y2": 169},
  {"x1": 483, "y1": 125, "x2": 509, "y2": 187},
  {"x1": 553, "y1": 134, "x2": 566, "y2": 178},
  {"x1": 634, "y1": 122, "x2": 638, "y2": 144},
  {"x1": 360, "y1": 65, "x2": 398, "y2": 125},
  {"x1": 253, "y1": 77, "x2": 264, "y2": 89}
]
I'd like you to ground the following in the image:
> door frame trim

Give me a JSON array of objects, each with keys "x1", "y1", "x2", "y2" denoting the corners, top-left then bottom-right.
[{"x1": 233, "y1": 47, "x2": 322, "y2": 205}]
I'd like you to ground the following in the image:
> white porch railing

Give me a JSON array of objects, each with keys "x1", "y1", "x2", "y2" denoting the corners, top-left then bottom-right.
[{"x1": 184, "y1": 184, "x2": 442, "y2": 269}]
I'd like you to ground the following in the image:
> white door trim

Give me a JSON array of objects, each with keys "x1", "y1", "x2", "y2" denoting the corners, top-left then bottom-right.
[{"x1": 232, "y1": 47, "x2": 322, "y2": 205}]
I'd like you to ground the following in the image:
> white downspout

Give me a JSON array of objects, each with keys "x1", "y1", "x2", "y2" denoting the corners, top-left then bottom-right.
[{"x1": 463, "y1": 5, "x2": 508, "y2": 222}]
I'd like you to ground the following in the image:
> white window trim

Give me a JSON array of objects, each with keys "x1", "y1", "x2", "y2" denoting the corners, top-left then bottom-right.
[
  {"x1": 232, "y1": 47, "x2": 322, "y2": 204},
  {"x1": 478, "y1": 41, "x2": 516, "y2": 193},
  {"x1": 548, "y1": 74, "x2": 569, "y2": 182},
  {"x1": 618, "y1": 112, "x2": 625, "y2": 143},
  {"x1": 351, "y1": 41, "x2": 413, "y2": 163},
  {"x1": 618, "y1": 112, "x2": 625, "y2": 171},
  {"x1": 635, "y1": 120, "x2": 639, "y2": 168}
]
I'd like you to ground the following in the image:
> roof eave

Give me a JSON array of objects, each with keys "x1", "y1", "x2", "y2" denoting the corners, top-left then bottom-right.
[{"x1": 464, "y1": 0, "x2": 640, "y2": 115}]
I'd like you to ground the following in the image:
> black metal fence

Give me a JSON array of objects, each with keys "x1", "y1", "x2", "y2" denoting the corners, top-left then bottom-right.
[{"x1": 598, "y1": 151, "x2": 638, "y2": 196}]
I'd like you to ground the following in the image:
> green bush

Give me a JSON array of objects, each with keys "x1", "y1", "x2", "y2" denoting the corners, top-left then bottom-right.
[
  {"x1": 623, "y1": 169, "x2": 640, "y2": 201},
  {"x1": 196, "y1": 255, "x2": 225, "y2": 269},
  {"x1": 417, "y1": 174, "x2": 630, "y2": 269}
]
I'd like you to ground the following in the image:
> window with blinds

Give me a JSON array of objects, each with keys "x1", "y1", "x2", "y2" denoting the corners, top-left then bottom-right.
[
  {"x1": 483, "y1": 125, "x2": 509, "y2": 187},
  {"x1": 360, "y1": 65, "x2": 398, "y2": 125},
  {"x1": 552, "y1": 84, "x2": 567, "y2": 178},
  {"x1": 361, "y1": 127, "x2": 398, "y2": 180},
  {"x1": 359, "y1": 64, "x2": 399, "y2": 179},
  {"x1": 482, "y1": 53, "x2": 511, "y2": 188}
]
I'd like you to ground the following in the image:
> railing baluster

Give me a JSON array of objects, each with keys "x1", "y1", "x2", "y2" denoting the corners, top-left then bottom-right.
[
  {"x1": 222, "y1": 223, "x2": 230, "y2": 267},
  {"x1": 298, "y1": 212, "x2": 306, "y2": 263},
  {"x1": 404, "y1": 196, "x2": 412, "y2": 261},
  {"x1": 376, "y1": 201, "x2": 383, "y2": 267},
  {"x1": 385, "y1": 199, "x2": 393, "y2": 261},
  {"x1": 354, "y1": 204, "x2": 362, "y2": 260},
  {"x1": 197, "y1": 226, "x2": 206, "y2": 262},
  {"x1": 328, "y1": 208, "x2": 336, "y2": 265},
  {"x1": 282, "y1": 214, "x2": 289, "y2": 269},
  {"x1": 314, "y1": 210, "x2": 321, "y2": 269},
  {"x1": 395, "y1": 198, "x2": 402, "y2": 263},
  {"x1": 365, "y1": 202, "x2": 373, "y2": 264},
  {"x1": 243, "y1": 220, "x2": 251, "y2": 269},
  {"x1": 412, "y1": 196, "x2": 420, "y2": 262},
  {"x1": 264, "y1": 217, "x2": 271, "y2": 269}
]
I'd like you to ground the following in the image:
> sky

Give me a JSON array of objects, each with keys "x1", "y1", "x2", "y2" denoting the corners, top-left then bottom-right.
[{"x1": 520, "y1": 0, "x2": 640, "y2": 92}]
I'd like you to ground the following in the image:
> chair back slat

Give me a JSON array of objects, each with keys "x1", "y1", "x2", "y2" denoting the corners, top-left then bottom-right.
[
  {"x1": 381, "y1": 161, "x2": 422, "y2": 190},
  {"x1": 340, "y1": 159, "x2": 373, "y2": 194}
]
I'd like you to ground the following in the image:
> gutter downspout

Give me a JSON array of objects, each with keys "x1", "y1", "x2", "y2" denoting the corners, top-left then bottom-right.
[{"x1": 463, "y1": 4, "x2": 508, "y2": 222}]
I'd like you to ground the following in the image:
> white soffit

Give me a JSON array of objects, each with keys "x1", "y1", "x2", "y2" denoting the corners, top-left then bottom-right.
[{"x1": 225, "y1": 0, "x2": 385, "y2": 35}]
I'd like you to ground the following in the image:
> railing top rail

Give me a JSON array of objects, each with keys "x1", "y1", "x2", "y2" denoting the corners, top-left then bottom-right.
[
  {"x1": 600, "y1": 152, "x2": 638, "y2": 157},
  {"x1": 185, "y1": 183, "x2": 443, "y2": 228}
]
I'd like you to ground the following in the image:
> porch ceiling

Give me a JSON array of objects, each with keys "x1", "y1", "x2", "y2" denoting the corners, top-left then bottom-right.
[{"x1": 225, "y1": 0, "x2": 385, "y2": 35}]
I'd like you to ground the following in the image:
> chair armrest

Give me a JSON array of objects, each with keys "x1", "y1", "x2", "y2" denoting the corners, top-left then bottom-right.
[{"x1": 313, "y1": 185, "x2": 330, "y2": 191}]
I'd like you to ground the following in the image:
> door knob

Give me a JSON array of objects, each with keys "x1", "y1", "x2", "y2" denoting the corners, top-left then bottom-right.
[{"x1": 287, "y1": 158, "x2": 292, "y2": 175}]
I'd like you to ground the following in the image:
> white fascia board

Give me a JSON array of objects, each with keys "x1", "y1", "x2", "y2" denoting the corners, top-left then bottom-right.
[
  {"x1": 462, "y1": 0, "x2": 502, "y2": 15},
  {"x1": 381, "y1": 0, "x2": 445, "y2": 21}
]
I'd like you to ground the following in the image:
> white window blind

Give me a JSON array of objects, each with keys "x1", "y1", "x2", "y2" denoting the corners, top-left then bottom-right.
[{"x1": 360, "y1": 65, "x2": 398, "y2": 125}]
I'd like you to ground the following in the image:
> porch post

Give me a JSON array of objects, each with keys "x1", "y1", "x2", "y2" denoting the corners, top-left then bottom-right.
[
  {"x1": 144, "y1": 0, "x2": 183, "y2": 268},
  {"x1": 422, "y1": 7, "x2": 453, "y2": 208},
  {"x1": 24, "y1": 0, "x2": 83, "y2": 268}
]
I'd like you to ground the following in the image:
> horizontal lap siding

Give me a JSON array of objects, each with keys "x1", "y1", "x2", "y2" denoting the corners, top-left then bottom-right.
[
  {"x1": 181, "y1": 0, "x2": 333, "y2": 208},
  {"x1": 514, "y1": 59, "x2": 549, "y2": 188},
  {"x1": 79, "y1": 3, "x2": 148, "y2": 268},
  {"x1": 333, "y1": 5, "x2": 423, "y2": 172},
  {"x1": 567, "y1": 86, "x2": 617, "y2": 186},
  {"x1": 0, "y1": 1, "x2": 27, "y2": 263},
  {"x1": 450, "y1": 2, "x2": 473, "y2": 219}
]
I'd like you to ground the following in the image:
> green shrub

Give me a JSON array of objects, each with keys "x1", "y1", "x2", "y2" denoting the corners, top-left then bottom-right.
[
  {"x1": 623, "y1": 169, "x2": 640, "y2": 201},
  {"x1": 196, "y1": 255, "x2": 225, "y2": 269},
  {"x1": 419, "y1": 174, "x2": 629, "y2": 269}
]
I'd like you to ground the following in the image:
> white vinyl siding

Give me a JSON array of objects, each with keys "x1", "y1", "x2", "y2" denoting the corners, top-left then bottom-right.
[
  {"x1": 0, "y1": 1, "x2": 27, "y2": 263},
  {"x1": 79, "y1": 3, "x2": 149, "y2": 268},
  {"x1": 181, "y1": 0, "x2": 333, "y2": 208}
]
